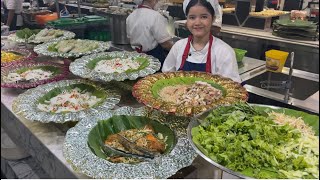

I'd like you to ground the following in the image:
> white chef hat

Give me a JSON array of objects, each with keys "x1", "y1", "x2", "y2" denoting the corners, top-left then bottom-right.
[{"x1": 183, "y1": 0, "x2": 218, "y2": 15}]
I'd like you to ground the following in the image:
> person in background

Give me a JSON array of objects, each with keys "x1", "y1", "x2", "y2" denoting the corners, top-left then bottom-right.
[
  {"x1": 1, "y1": 0, "x2": 5, "y2": 23},
  {"x1": 42, "y1": 0, "x2": 65, "y2": 12},
  {"x1": 3, "y1": 0, "x2": 24, "y2": 31},
  {"x1": 267, "y1": 0, "x2": 279, "y2": 9},
  {"x1": 126, "y1": 0, "x2": 174, "y2": 67},
  {"x1": 162, "y1": 0, "x2": 241, "y2": 83},
  {"x1": 211, "y1": 0, "x2": 223, "y2": 35}
]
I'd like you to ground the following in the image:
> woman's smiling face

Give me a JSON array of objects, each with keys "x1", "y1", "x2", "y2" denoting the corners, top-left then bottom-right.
[{"x1": 186, "y1": 5, "x2": 215, "y2": 38}]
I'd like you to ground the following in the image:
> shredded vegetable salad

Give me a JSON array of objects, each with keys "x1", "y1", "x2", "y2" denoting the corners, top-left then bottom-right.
[
  {"x1": 94, "y1": 58, "x2": 141, "y2": 74},
  {"x1": 269, "y1": 111, "x2": 315, "y2": 136},
  {"x1": 192, "y1": 103, "x2": 319, "y2": 179},
  {"x1": 159, "y1": 81, "x2": 222, "y2": 106},
  {"x1": 1, "y1": 51, "x2": 23, "y2": 63},
  {"x1": 4, "y1": 69, "x2": 53, "y2": 83},
  {"x1": 37, "y1": 88, "x2": 102, "y2": 113}
]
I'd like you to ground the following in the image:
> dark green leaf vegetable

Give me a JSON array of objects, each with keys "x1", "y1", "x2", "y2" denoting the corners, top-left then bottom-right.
[
  {"x1": 192, "y1": 103, "x2": 319, "y2": 179},
  {"x1": 15, "y1": 28, "x2": 41, "y2": 39}
]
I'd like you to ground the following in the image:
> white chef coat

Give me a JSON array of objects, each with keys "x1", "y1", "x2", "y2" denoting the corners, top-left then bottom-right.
[
  {"x1": 3, "y1": 0, "x2": 24, "y2": 26},
  {"x1": 126, "y1": 7, "x2": 172, "y2": 52},
  {"x1": 162, "y1": 36, "x2": 241, "y2": 83},
  {"x1": 212, "y1": 1, "x2": 223, "y2": 28},
  {"x1": 3, "y1": 0, "x2": 23, "y2": 14}
]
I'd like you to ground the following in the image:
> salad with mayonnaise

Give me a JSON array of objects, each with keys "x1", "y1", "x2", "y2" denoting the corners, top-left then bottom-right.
[
  {"x1": 94, "y1": 58, "x2": 141, "y2": 74},
  {"x1": 37, "y1": 88, "x2": 102, "y2": 113}
]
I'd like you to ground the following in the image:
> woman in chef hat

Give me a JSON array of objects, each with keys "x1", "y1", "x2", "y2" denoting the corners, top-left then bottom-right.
[
  {"x1": 162, "y1": 0, "x2": 241, "y2": 83},
  {"x1": 126, "y1": 0, "x2": 174, "y2": 67}
]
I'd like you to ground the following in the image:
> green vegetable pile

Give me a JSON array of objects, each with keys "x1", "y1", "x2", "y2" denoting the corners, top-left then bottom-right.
[
  {"x1": 192, "y1": 103, "x2": 319, "y2": 179},
  {"x1": 16, "y1": 28, "x2": 41, "y2": 39}
]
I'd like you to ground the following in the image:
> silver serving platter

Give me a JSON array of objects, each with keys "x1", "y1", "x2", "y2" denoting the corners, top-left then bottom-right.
[
  {"x1": 63, "y1": 106, "x2": 197, "y2": 179},
  {"x1": 69, "y1": 51, "x2": 161, "y2": 82},
  {"x1": 7, "y1": 30, "x2": 75, "y2": 44},
  {"x1": 1, "y1": 61, "x2": 69, "y2": 89},
  {"x1": 12, "y1": 79, "x2": 121, "y2": 123},
  {"x1": 187, "y1": 104, "x2": 289, "y2": 179},
  {"x1": 33, "y1": 39, "x2": 110, "y2": 58}
]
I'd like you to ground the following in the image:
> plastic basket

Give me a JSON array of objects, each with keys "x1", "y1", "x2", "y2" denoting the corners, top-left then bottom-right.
[
  {"x1": 234, "y1": 48, "x2": 247, "y2": 63},
  {"x1": 265, "y1": 49, "x2": 289, "y2": 73},
  {"x1": 35, "y1": 13, "x2": 58, "y2": 25},
  {"x1": 85, "y1": 31, "x2": 111, "y2": 41},
  {"x1": 46, "y1": 18, "x2": 85, "y2": 28},
  {"x1": 46, "y1": 18, "x2": 86, "y2": 38}
]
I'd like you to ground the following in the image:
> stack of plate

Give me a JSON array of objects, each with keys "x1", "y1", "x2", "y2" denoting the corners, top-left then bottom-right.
[{"x1": 272, "y1": 19, "x2": 318, "y2": 41}]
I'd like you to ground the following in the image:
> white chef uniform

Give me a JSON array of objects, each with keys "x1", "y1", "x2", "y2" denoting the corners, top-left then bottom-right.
[
  {"x1": 162, "y1": 36, "x2": 241, "y2": 83},
  {"x1": 126, "y1": 6, "x2": 172, "y2": 52}
]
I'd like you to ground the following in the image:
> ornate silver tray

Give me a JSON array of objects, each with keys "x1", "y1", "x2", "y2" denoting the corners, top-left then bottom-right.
[
  {"x1": 1, "y1": 61, "x2": 69, "y2": 89},
  {"x1": 7, "y1": 30, "x2": 75, "y2": 44},
  {"x1": 12, "y1": 79, "x2": 121, "y2": 123},
  {"x1": 1, "y1": 48, "x2": 36, "y2": 67},
  {"x1": 33, "y1": 40, "x2": 110, "y2": 58},
  {"x1": 69, "y1": 51, "x2": 161, "y2": 82},
  {"x1": 63, "y1": 106, "x2": 197, "y2": 179}
]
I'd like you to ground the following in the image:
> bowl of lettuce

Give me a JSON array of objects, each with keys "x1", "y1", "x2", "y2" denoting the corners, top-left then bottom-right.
[{"x1": 188, "y1": 103, "x2": 319, "y2": 179}]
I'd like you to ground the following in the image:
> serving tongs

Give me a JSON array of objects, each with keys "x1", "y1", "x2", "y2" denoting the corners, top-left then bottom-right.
[
  {"x1": 117, "y1": 134, "x2": 158, "y2": 158},
  {"x1": 99, "y1": 141, "x2": 154, "y2": 161},
  {"x1": 99, "y1": 134, "x2": 158, "y2": 160}
]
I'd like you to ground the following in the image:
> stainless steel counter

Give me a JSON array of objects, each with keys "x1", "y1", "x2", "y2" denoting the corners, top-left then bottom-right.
[
  {"x1": 241, "y1": 66, "x2": 319, "y2": 114},
  {"x1": 174, "y1": 20, "x2": 319, "y2": 48},
  {"x1": 238, "y1": 57, "x2": 266, "y2": 75},
  {"x1": 174, "y1": 20, "x2": 320, "y2": 74},
  {"x1": 238, "y1": 56, "x2": 319, "y2": 114}
]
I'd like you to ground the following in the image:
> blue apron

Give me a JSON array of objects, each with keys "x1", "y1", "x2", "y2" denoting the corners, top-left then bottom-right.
[
  {"x1": 145, "y1": 44, "x2": 167, "y2": 67},
  {"x1": 179, "y1": 61, "x2": 207, "y2": 71},
  {"x1": 179, "y1": 35, "x2": 214, "y2": 72}
]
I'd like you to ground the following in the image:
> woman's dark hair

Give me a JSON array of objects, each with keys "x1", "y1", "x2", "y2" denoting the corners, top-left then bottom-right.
[{"x1": 186, "y1": 0, "x2": 215, "y2": 17}]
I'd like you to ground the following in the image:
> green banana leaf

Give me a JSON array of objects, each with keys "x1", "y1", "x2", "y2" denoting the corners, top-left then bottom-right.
[
  {"x1": 86, "y1": 56, "x2": 150, "y2": 73},
  {"x1": 151, "y1": 77, "x2": 227, "y2": 98},
  {"x1": 273, "y1": 27, "x2": 317, "y2": 37},
  {"x1": 37, "y1": 83, "x2": 108, "y2": 109},
  {"x1": 253, "y1": 106, "x2": 319, "y2": 136},
  {"x1": 275, "y1": 19, "x2": 317, "y2": 28},
  {"x1": 16, "y1": 28, "x2": 41, "y2": 39},
  {"x1": 87, "y1": 115, "x2": 176, "y2": 160},
  {"x1": 272, "y1": 31, "x2": 317, "y2": 41},
  {"x1": 15, "y1": 66, "x2": 62, "y2": 76},
  {"x1": 47, "y1": 43, "x2": 58, "y2": 52},
  {"x1": 273, "y1": 24, "x2": 318, "y2": 32}
]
